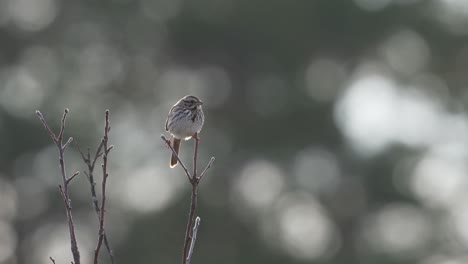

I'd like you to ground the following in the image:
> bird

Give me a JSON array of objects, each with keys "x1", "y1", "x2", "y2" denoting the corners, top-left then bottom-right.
[{"x1": 165, "y1": 95, "x2": 205, "y2": 168}]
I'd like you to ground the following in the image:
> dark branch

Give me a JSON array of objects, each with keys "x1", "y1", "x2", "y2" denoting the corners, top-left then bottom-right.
[
  {"x1": 36, "y1": 109, "x2": 80, "y2": 264},
  {"x1": 182, "y1": 182, "x2": 198, "y2": 264},
  {"x1": 77, "y1": 139, "x2": 115, "y2": 264},
  {"x1": 186, "y1": 217, "x2": 201, "y2": 264},
  {"x1": 94, "y1": 109, "x2": 112, "y2": 264},
  {"x1": 58, "y1": 108, "x2": 69, "y2": 141},
  {"x1": 162, "y1": 132, "x2": 214, "y2": 264},
  {"x1": 192, "y1": 135, "x2": 199, "y2": 180},
  {"x1": 181, "y1": 135, "x2": 202, "y2": 263},
  {"x1": 66, "y1": 171, "x2": 80, "y2": 185}
]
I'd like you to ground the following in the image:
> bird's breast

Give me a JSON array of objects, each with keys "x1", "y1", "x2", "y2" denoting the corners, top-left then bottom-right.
[{"x1": 169, "y1": 117, "x2": 203, "y2": 140}]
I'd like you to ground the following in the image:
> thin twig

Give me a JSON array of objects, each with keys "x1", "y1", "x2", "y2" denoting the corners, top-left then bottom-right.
[
  {"x1": 63, "y1": 137, "x2": 74, "y2": 150},
  {"x1": 192, "y1": 135, "x2": 199, "y2": 180},
  {"x1": 49, "y1": 257, "x2": 56, "y2": 264},
  {"x1": 94, "y1": 110, "x2": 112, "y2": 264},
  {"x1": 76, "y1": 139, "x2": 115, "y2": 264},
  {"x1": 35, "y1": 110, "x2": 57, "y2": 143},
  {"x1": 58, "y1": 108, "x2": 68, "y2": 140},
  {"x1": 186, "y1": 217, "x2": 201, "y2": 264},
  {"x1": 161, "y1": 135, "x2": 191, "y2": 181},
  {"x1": 101, "y1": 230, "x2": 115, "y2": 264},
  {"x1": 66, "y1": 171, "x2": 80, "y2": 185},
  {"x1": 198, "y1": 157, "x2": 215, "y2": 182},
  {"x1": 182, "y1": 135, "x2": 201, "y2": 263},
  {"x1": 182, "y1": 181, "x2": 198, "y2": 264},
  {"x1": 36, "y1": 109, "x2": 80, "y2": 264}
]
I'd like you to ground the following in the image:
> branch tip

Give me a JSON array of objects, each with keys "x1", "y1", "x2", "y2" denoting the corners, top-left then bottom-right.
[
  {"x1": 67, "y1": 171, "x2": 80, "y2": 184},
  {"x1": 38, "y1": 108, "x2": 80, "y2": 264},
  {"x1": 198, "y1": 157, "x2": 215, "y2": 182},
  {"x1": 63, "y1": 137, "x2": 74, "y2": 149},
  {"x1": 186, "y1": 216, "x2": 202, "y2": 264}
]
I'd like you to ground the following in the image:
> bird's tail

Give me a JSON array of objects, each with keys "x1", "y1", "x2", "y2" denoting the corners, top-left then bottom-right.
[{"x1": 170, "y1": 137, "x2": 181, "y2": 168}]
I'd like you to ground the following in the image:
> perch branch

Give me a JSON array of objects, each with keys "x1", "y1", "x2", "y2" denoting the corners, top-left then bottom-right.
[
  {"x1": 182, "y1": 179, "x2": 198, "y2": 264},
  {"x1": 161, "y1": 133, "x2": 215, "y2": 264},
  {"x1": 192, "y1": 135, "x2": 199, "y2": 180}
]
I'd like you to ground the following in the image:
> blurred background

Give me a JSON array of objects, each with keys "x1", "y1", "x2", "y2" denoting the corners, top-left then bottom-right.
[{"x1": 1, "y1": 0, "x2": 468, "y2": 263}]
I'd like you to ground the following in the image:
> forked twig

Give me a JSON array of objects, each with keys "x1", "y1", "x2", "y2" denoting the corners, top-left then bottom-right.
[
  {"x1": 76, "y1": 123, "x2": 115, "y2": 263},
  {"x1": 161, "y1": 133, "x2": 215, "y2": 264},
  {"x1": 36, "y1": 109, "x2": 81, "y2": 264},
  {"x1": 93, "y1": 110, "x2": 113, "y2": 264}
]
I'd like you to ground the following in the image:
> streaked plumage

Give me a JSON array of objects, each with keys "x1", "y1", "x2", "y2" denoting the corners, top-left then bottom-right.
[{"x1": 165, "y1": 95, "x2": 204, "y2": 167}]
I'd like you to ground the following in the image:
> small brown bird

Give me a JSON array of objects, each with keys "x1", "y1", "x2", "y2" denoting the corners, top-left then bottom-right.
[{"x1": 165, "y1": 95, "x2": 205, "y2": 168}]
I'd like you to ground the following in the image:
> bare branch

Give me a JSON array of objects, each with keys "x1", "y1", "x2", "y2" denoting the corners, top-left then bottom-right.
[
  {"x1": 161, "y1": 135, "x2": 191, "y2": 181},
  {"x1": 76, "y1": 144, "x2": 89, "y2": 163},
  {"x1": 58, "y1": 108, "x2": 69, "y2": 141},
  {"x1": 192, "y1": 135, "x2": 199, "y2": 180},
  {"x1": 182, "y1": 183, "x2": 198, "y2": 264},
  {"x1": 91, "y1": 143, "x2": 105, "y2": 169},
  {"x1": 63, "y1": 137, "x2": 74, "y2": 150},
  {"x1": 49, "y1": 257, "x2": 56, "y2": 264},
  {"x1": 198, "y1": 157, "x2": 215, "y2": 182},
  {"x1": 162, "y1": 131, "x2": 215, "y2": 264},
  {"x1": 66, "y1": 171, "x2": 80, "y2": 185},
  {"x1": 76, "y1": 142, "x2": 105, "y2": 173},
  {"x1": 36, "y1": 109, "x2": 80, "y2": 264},
  {"x1": 186, "y1": 217, "x2": 201, "y2": 264},
  {"x1": 76, "y1": 139, "x2": 115, "y2": 264},
  {"x1": 35, "y1": 111, "x2": 57, "y2": 143},
  {"x1": 94, "y1": 109, "x2": 112, "y2": 264}
]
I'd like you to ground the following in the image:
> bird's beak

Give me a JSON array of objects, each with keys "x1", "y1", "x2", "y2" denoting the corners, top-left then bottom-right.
[{"x1": 198, "y1": 101, "x2": 203, "y2": 106}]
